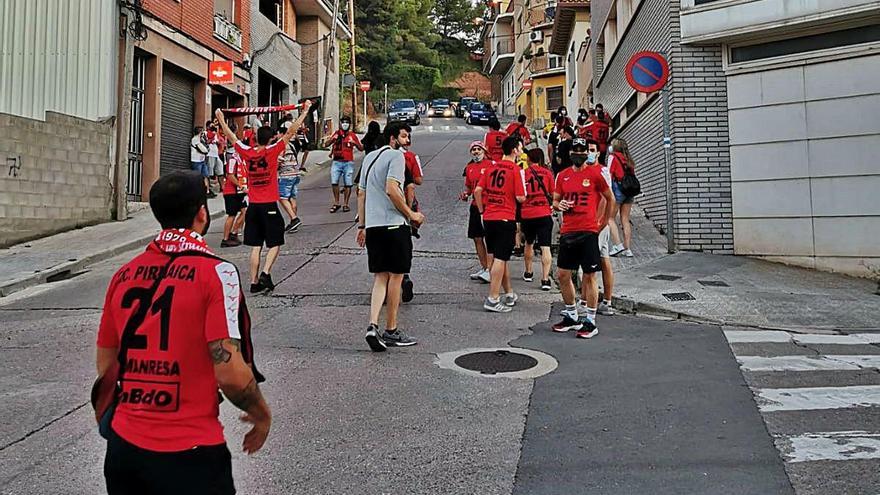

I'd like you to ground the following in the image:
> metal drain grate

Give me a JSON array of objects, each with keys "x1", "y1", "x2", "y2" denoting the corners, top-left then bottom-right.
[
  {"x1": 454, "y1": 350, "x2": 539, "y2": 375},
  {"x1": 698, "y1": 280, "x2": 729, "y2": 287},
  {"x1": 662, "y1": 292, "x2": 696, "y2": 301},
  {"x1": 649, "y1": 274, "x2": 682, "y2": 281}
]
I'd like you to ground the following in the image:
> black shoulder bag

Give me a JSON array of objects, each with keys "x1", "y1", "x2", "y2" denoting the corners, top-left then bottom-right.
[{"x1": 619, "y1": 163, "x2": 641, "y2": 197}]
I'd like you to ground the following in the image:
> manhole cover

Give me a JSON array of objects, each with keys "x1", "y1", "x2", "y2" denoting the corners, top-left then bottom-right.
[
  {"x1": 454, "y1": 350, "x2": 538, "y2": 375},
  {"x1": 649, "y1": 274, "x2": 682, "y2": 281},
  {"x1": 698, "y1": 279, "x2": 729, "y2": 287},
  {"x1": 436, "y1": 347, "x2": 557, "y2": 379},
  {"x1": 663, "y1": 292, "x2": 696, "y2": 301}
]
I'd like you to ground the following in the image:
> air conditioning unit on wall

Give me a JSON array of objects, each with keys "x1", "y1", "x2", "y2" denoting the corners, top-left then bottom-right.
[{"x1": 529, "y1": 31, "x2": 543, "y2": 43}]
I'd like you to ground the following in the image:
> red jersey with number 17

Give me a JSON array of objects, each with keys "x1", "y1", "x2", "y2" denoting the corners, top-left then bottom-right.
[
  {"x1": 555, "y1": 166, "x2": 609, "y2": 234},
  {"x1": 477, "y1": 159, "x2": 526, "y2": 221},
  {"x1": 520, "y1": 165, "x2": 555, "y2": 219},
  {"x1": 96, "y1": 229, "x2": 252, "y2": 452}
]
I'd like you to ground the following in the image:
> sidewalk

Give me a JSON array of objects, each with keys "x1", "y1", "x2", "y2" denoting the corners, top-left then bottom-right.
[
  {"x1": 0, "y1": 158, "x2": 333, "y2": 298},
  {"x1": 611, "y1": 207, "x2": 880, "y2": 331}
]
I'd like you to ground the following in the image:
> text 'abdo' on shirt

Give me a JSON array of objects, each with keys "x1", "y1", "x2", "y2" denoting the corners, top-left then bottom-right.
[{"x1": 477, "y1": 159, "x2": 526, "y2": 221}]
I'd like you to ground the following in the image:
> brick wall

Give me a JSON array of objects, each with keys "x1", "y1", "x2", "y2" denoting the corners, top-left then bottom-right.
[
  {"x1": 0, "y1": 112, "x2": 113, "y2": 247},
  {"x1": 592, "y1": 0, "x2": 733, "y2": 253},
  {"x1": 250, "y1": 2, "x2": 303, "y2": 106},
  {"x1": 143, "y1": 0, "x2": 251, "y2": 61}
]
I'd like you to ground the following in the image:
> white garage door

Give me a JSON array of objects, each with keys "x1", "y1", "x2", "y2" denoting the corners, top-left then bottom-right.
[{"x1": 727, "y1": 54, "x2": 880, "y2": 276}]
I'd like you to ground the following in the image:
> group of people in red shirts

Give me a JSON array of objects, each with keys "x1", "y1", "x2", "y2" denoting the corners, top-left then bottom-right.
[{"x1": 462, "y1": 106, "x2": 639, "y2": 338}]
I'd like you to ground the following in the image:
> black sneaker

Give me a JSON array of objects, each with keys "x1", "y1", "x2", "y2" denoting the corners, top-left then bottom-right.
[
  {"x1": 576, "y1": 319, "x2": 599, "y2": 339},
  {"x1": 402, "y1": 276, "x2": 414, "y2": 303},
  {"x1": 523, "y1": 272, "x2": 534, "y2": 282},
  {"x1": 513, "y1": 246, "x2": 524, "y2": 257},
  {"x1": 552, "y1": 314, "x2": 583, "y2": 333},
  {"x1": 382, "y1": 329, "x2": 417, "y2": 347},
  {"x1": 286, "y1": 217, "x2": 302, "y2": 233},
  {"x1": 249, "y1": 281, "x2": 264, "y2": 294},
  {"x1": 220, "y1": 238, "x2": 240, "y2": 248},
  {"x1": 365, "y1": 324, "x2": 387, "y2": 352},
  {"x1": 258, "y1": 272, "x2": 275, "y2": 292},
  {"x1": 541, "y1": 279, "x2": 552, "y2": 291}
]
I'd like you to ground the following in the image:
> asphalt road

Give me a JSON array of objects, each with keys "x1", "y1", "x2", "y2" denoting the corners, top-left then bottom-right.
[{"x1": 0, "y1": 118, "x2": 806, "y2": 494}]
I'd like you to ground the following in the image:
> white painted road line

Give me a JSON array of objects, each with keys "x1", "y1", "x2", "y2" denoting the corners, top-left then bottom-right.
[
  {"x1": 737, "y1": 355, "x2": 880, "y2": 372},
  {"x1": 779, "y1": 431, "x2": 880, "y2": 463},
  {"x1": 756, "y1": 385, "x2": 880, "y2": 412},
  {"x1": 724, "y1": 330, "x2": 880, "y2": 345}
]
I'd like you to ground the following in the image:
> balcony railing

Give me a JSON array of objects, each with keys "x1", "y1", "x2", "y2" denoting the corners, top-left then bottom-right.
[
  {"x1": 530, "y1": 54, "x2": 564, "y2": 73},
  {"x1": 496, "y1": 39, "x2": 515, "y2": 55},
  {"x1": 528, "y1": 6, "x2": 555, "y2": 27},
  {"x1": 214, "y1": 13, "x2": 243, "y2": 51}
]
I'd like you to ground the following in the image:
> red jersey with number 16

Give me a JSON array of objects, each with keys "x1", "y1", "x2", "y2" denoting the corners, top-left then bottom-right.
[
  {"x1": 555, "y1": 166, "x2": 609, "y2": 234},
  {"x1": 97, "y1": 230, "x2": 254, "y2": 452},
  {"x1": 477, "y1": 159, "x2": 526, "y2": 221}
]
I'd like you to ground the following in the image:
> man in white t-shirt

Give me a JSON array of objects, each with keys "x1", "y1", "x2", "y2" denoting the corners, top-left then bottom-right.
[
  {"x1": 205, "y1": 120, "x2": 225, "y2": 195},
  {"x1": 190, "y1": 126, "x2": 212, "y2": 196}
]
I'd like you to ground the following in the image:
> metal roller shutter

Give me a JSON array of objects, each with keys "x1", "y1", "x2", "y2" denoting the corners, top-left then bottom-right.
[{"x1": 160, "y1": 64, "x2": 196, "y2": 176}]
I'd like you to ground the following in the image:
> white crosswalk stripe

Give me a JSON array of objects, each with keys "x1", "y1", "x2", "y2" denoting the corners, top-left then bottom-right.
[
  {"x1": 724, "y1": 329, "x2": 880, "y2": 470},
  {"x1": 414, "y1": 124, "x2": 484, "y2": 134}
]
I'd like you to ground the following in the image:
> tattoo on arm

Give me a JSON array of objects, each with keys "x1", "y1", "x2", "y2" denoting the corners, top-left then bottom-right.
[
  {"x1": 209, "y1": 339, "x2": 241, "y2": 364},
  {"x1": 225, "y1": 377, "x2": 263, "y2": 412}
]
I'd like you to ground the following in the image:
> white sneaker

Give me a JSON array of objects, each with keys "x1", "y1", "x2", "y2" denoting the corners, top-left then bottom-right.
[
  {"x1": 502, "y1": 293, "x2": 519, "y2": 307},
  {"x1": 609, "y1": 244, "x2": 625, "y2": 257},
  {"x1": 469, "y1": 269, "x2": 484, "y2": 280},
  {"x1": 484, "y1": 298, "x2": 512, "y2": 313},
  {"x1": 621, "y1": 249, "x2": 634, "y2": 257},
  {"x1": 598, "y1": 300, "x2": 615, "y2": 316},
  {"x1": 477, "y1": 269, "x2": 491, "y2": 284}
]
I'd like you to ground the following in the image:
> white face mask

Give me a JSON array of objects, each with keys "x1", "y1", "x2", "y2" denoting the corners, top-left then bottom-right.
[
  {"x1": 341, "y1": 123, "x2": 350, "y2": 131},
  {"x1": 472, "y1": 151, "x2": 485, "y2": 161},
  {"x1": 607, "y1": 145, "x2": 615, "y2": 154}
]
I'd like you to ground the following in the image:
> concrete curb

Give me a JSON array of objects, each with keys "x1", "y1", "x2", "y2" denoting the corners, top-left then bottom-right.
[{"x1": 0, "y1": 208, "x2": 228, "y2": 299}]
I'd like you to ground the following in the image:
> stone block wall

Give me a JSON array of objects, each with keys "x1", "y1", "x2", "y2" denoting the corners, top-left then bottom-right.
[{"x1": 0, "y1": 112, "x2": 113, "y2": 247}]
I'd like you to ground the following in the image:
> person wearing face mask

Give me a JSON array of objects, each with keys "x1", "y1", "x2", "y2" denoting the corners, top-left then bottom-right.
[
  {"x1": 606, "y1": 138, "x2": 636, "y2": 257},
  {"x1": 96, "y1": 171, "x2": 270, "y2": 494},
  {"x1": 460, "y1": 141, "x2": 493, "y2": 283},
  {"x1": 551, "y1": 137, "x2": 614, "y2": 338},
  {"x1": 556, "y1": 106, "x2": 573, "y2": 128},
  {"x1": 520, "y1": 148, "x2": 555, "y2": 291},
  {"x1": 589, "y1": 140, "x2": 617, "y2": 316},
  {"x1": 323, "y1": 116, "x2": 364, "y2": 214},
  {"x1": 356, "y1": 122, "x2": 426, "y2": 352},
  {"x1": 552, "y1": 125, "x2": 575, "y2": 176}
]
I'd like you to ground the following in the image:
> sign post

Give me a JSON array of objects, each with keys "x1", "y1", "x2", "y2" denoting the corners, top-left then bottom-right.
[
  {"x1": 360, "y1": 81, "x2": 371, "y2": 127},
  {"x1": 625, "y1": 51, "x2": 674, "y2": 254}
]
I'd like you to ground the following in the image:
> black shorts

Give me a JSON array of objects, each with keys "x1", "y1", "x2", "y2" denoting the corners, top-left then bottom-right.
[
  {"x1": 521, "y1": 216, "x2": 553, "y2": 247},
  {"x1": 244, "y1": 202, "x2": 285, "y2": 248},
  {"x1": 557, "y1": 232, "x2": 601, "y2": 273},
  {"x1": 104, "y1": 429, "x2": 235, "y2": 495},
  {"x1": 484, "y1": 220, "x2": 516, "y2": 262},
  {"x1": 366, "y1": 225, "x2": 413, "y2": 274},
  {"x1": 467, "y1": 204, "x2": 485, "y2": 239},
  {"x1": 223, "y1": 193, "x2": 247, "y2": 216}
]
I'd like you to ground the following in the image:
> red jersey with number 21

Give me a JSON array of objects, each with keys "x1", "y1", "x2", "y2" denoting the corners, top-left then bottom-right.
[
  {"x1": 234, "y1": 141, "x2": 285, "y2": 204},
  {"x1": 555, "y1": 166, "x2": 609, "y2": 234},
  {"x1": 97, "y1": 230, "x2": 249, "y2": 452},
  {"x1": 477, "y1": 159, "x2": 526, "y2": 221}
]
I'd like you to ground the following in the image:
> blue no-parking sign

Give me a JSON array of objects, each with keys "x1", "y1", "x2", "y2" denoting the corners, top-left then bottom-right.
[{"x1": 625, "y1": 51, "x2": 669, "y2": 93}]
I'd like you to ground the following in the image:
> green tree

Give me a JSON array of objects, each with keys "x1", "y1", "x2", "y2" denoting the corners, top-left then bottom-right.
[{"x1": 431, "y1": 0, "x2": 482, "y2": 47}]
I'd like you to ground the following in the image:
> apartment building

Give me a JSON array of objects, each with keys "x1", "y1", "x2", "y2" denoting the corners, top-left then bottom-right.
[
  {"x1": 550, "y1": 0, "x2": 591, "y2": 112},
  {"x1": 250, "y1": 0, "x2": 303, "y2": 129},
  {"x1": 591, "y1": 0, "x2": 733, "y2": 255},
  {"x1": 0, "y1": 0, "x2": 120, "y2": 246},
  {"x1": 681, "y1": 0, "x2": 880, "y2": 276},
  {"x1": 130, "y1": 0, "x2": 252, "y2": 200}
]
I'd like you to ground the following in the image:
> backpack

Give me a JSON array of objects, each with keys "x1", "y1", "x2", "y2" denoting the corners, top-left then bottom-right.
[{"x1": 619, "y1": 164, "x2": 641, "y2": 197}]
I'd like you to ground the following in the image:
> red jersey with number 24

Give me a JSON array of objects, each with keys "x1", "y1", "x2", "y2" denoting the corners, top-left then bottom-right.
[
  {"x1": 97, "y1": 230, "x2": 250, "y2": 452},
  {"x1": 555, "y1": 166, "x2": 609, "y2": 234},
  {"x1": 234, "y1": 141, "x2": 285, "y2": 204},
  {"x1": 477, "y1": 159, "x2": 526, "y2": 221}
]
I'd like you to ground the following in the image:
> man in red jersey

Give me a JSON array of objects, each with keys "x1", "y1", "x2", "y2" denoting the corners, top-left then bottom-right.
[
  {"x1": 484, "y1": 119, "x2": 507, "y2": 162},
  {"x1": 400, "y1": 144, "x2": 424, "y2": 302},
  {"x1": 323, "y1": 116, "x2": 364, "y2": 213},
  {"x1": 215, "y1": 102, "x2": 312, "y2": 294},
  {"x1": 505, "y1": 114, "x2": 532, "y2": 146},
  {"x1": 474, "y1": 135, "x2": 527, "y2": 313},
  {"x1": 461, "y1": 141, "x2": 493, "y2": 283},
  {"x1": 97, "y1": 172, "x2": 269, "y2": 494},
  {"x1": 551, "y1": 137, "x2": 614, "y2": 338},
  {"x1": 519, "y1": 148, "x2": 555, "y2": 291},
  {"x1": 220, "y1": 141, "x2": 248, "y2": 248}
]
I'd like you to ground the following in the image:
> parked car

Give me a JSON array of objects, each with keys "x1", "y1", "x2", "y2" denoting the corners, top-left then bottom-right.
[
  {"x1": 457, "y1": 97, "x2": 477, "y2": 118},
  {"x1": 465, "y1": 102, "x2": 498, "y2": 126},
  {"x1": 427, "y1": 98, "x2": 453, "y2": 118},
  {"x1": 387, "y1": 99, "x2": 421, "y2": 125}
]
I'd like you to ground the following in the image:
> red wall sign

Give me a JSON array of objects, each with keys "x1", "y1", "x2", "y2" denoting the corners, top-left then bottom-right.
[
  {"x1": 523, "y1": 79, "x2": 533, "y2": 90},
  {"x1": 360, "y1": 81, "x2": 372, "y2": 91},
  {"x1": 208, "y1": 61, "x2": 234, "y2": 85}
]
